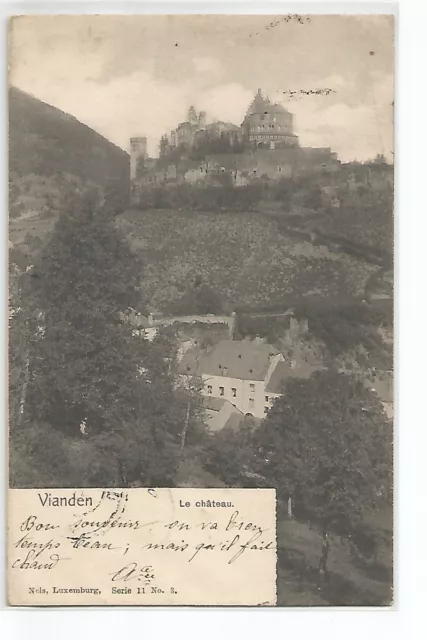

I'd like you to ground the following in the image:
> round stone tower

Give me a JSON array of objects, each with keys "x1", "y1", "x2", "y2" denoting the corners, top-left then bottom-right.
[{"x1": 130, "y1": 136, "x2": 147, "y2": 181}]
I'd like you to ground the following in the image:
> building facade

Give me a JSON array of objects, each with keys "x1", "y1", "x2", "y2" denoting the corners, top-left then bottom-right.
[{"x1": 178, "y1": 339, "x2": 285, "y2": 419}]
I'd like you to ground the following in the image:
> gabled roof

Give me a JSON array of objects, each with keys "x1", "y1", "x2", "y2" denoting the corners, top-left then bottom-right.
[
  {"x1": 265, "y1": 360, "x2": 320, "y2": 394},
  {"x1": 179, "y1": 339, "x2": 277, "y2": 381},
  {"x1": 246, "y1": 90, "x2": 271, "y2": 116},
  {"x1": 246, "y1": 89, "x2": 291, "y2": 117},
  {"x1": 223, "y1": 412, "x2": 244, "y2": 431},
  {"x1": 203, "y1": 397, "x2": 244, "y2": 432},
  {"x1": 203, "y1": 396, "x2": 228, "y2": 412}
]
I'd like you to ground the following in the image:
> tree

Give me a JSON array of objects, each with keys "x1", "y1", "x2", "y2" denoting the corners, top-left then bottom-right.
[
  {"x1": 16, "y1": 189, "x2": 186, "y2": 487},
  {"x1": 9, "y1": 265, "x2": 33, "y2": 433},
  {"x1": 372, "y1": 153, "x2": 388, "y2": 165},
  {"x1": 203, "y1": 422, "x2": 258, "y2": 487},
  {"x1": 253, "y1": 369, "x2": 392, "y2": 577}
]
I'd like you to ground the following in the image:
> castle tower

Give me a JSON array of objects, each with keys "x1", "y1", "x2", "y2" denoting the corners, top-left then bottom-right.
[
  {"x1": 242, "y1": 89, "x2": 298, "y2": 148},
  {"x1": 130, "y1": 136, "x2": 147, "y2": 181}
]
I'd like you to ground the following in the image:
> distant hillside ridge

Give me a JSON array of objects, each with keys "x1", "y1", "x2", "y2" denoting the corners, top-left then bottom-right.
[{"x1": 9, "y1": 86, "x2": 129, "y2": 186}]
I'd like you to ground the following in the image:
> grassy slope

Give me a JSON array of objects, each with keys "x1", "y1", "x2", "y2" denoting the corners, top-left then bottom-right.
[
  {"x1": 119, "y1": 208, "x2": 379, "y2": 312},
  {"x1": 276, "y1": 511, "x2": 392, "y2": 606}
]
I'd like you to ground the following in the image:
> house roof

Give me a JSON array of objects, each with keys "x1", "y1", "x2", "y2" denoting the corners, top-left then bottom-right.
[
  {"x1": 179, "y1": 339, "x2": 277, "y2": 381},
  {"x1": 265, "y1": 360, "x2": 319, "y2": 394},
  {"x1": 203, "y1": 396, "x2": 228, "y2": 412},
  {"x1": 223, "y1": 412, "x2": 244, "y2": 431},
  {"x1": 203, "y1": 397, "x2": 244, "y2": 432}
]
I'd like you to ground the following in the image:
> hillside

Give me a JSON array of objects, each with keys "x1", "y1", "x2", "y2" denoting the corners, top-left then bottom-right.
[
  {"x1": 9, "y1": 86, "x2": 129, "y2": 187},
  {"x1": 9, "y1": 87, "x2": 130, "y2": 260},
  {"x1": 119, "y1": 208, "x2": 380, "y2": 313}
]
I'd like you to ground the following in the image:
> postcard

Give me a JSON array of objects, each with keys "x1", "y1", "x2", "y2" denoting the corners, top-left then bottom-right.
[
  {"x1": 8, "y1": 14, "x2": 394, "y2": 606},
  {"x1": 8, "y1": 488, "x2": 276, "y2": 605}
]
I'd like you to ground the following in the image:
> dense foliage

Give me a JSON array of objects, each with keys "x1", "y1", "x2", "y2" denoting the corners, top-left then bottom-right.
[
  {"x1": 134, "y1": 182, "x2": 266, "y2": 212},
  {"x1": 201, "y1": 369, "x2": 392, "y2": 571},
  {"x1": 255, "y1": 371, "x2": 392, "y2": 531},
  {"x1": 10, "y1": 190, "x2": 201, "y2": 487},
  {"x1": 293, "y1": 299, "x2": 392, "y2": 357}
]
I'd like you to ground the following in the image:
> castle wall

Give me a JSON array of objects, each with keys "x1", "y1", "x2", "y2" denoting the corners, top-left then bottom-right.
[{"x1": 204, "y1": 147, "x2": 339, "y2": 180}]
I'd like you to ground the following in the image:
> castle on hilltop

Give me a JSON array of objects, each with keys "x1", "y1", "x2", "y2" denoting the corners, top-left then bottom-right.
[
  {"x1": 129, "y1": 89, "x2": 339, "y2": 186},
  {"x1": 166, "y1": 89, "x2": 299, "y2": 153}
]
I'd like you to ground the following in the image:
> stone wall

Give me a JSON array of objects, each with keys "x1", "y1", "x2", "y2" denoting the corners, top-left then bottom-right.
[{"x1": 203, "y1": 147, "x2": 339, "y2": 180}]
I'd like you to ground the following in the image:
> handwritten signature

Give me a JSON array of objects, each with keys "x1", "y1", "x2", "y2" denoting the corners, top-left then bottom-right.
[{"x1": 110, "y1": 562, "x2": 155, "y2": 583}]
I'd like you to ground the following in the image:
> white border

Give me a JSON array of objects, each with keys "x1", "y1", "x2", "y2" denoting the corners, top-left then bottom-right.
[{"x1": 2, "y1": 1, "x2": 427, "y2": 638}]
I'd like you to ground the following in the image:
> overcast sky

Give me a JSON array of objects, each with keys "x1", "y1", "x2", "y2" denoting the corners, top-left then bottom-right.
[{"x1": 9, "y1": 14, "x2": 394, "y2": 161}]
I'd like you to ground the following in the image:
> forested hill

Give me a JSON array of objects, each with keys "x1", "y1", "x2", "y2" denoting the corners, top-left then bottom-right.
[
  {"x1": 9, "y1": 86, "x2": 129, "y2": 186},
  {"x1": 9, "y1": 87, "x2": 130, "y2": 259}
]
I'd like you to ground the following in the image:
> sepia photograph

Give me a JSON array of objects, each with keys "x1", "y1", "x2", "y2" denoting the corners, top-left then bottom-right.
[{"x1": 8, "y1": 14, "x2": 394, "y2": 607}]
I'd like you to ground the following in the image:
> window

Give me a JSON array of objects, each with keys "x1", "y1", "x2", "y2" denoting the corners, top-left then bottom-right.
[
  {"x1": 265, "y1": 396, "x2": 269, "y2": 403},
  {"x1": 249, "y1": 398, "x2": 254, "y2": 406},
  {"x1": 250, "y1": 384, "x2": 255, "y2": 393},
  {"x1": 278, "y1": 166, "x2": 282, "y2": 172},
  {"x1": 219, "y1": 386, "x2": 224, "y2": 396},
  {"x1": 207, "y1": 385, "x2": 212, "y2": 395},
  {"x1": 264, "y1": 406, "x2": 269, "y2": 414},
  {"x1": 232, "y1": 388, "x2": 237, "y2": 398}
]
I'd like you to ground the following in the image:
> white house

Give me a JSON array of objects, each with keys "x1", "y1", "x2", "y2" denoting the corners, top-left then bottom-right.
[{"x1": 178, "y1": 339, "x2": 285, "y2": 418}]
